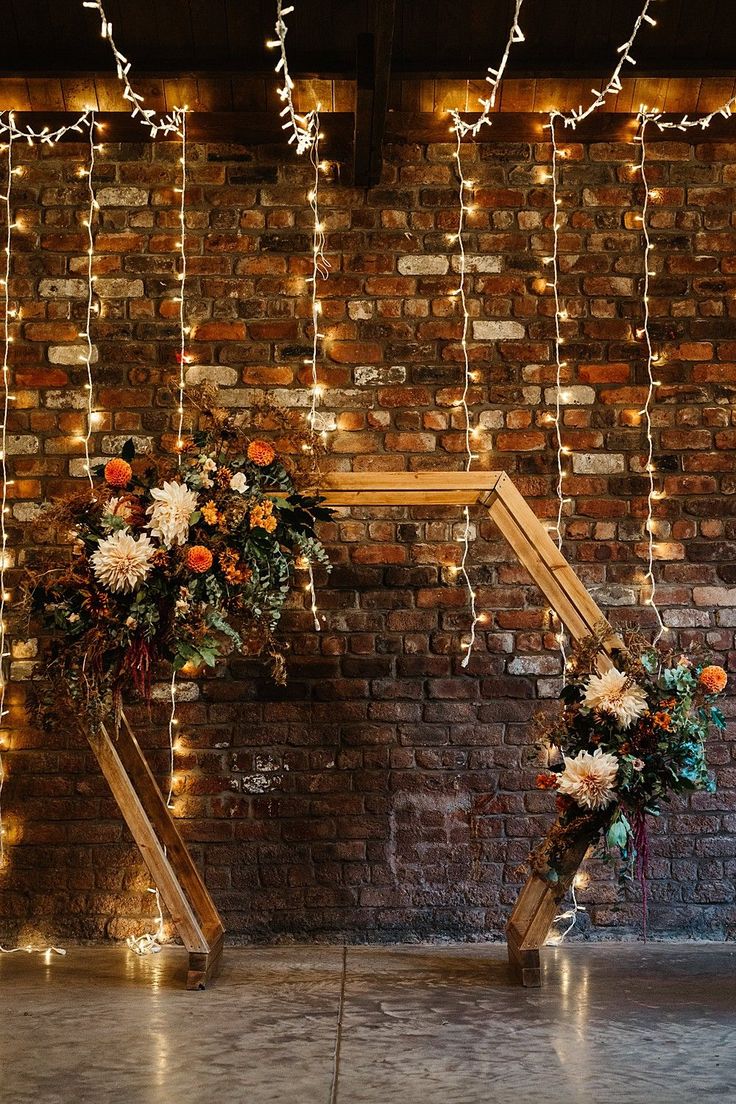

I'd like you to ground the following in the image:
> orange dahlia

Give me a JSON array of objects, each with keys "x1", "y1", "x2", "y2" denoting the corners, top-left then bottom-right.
[
  {"x1": 535, "y1": 771, "x2": 559, "y2": 791},
  {"x1": 699, "y1": 665, "x2": 727, "y2": 694},
  {"x1": 247, "y1": 439, "x2": 275, "y2": 467},
  {"x1": 201, "y1": 500, "x2": 220, "y2": 526},
  {"x1": 186, "y1": 545, "x2": 213, "y2": 573},
  {"x1": 104, "y1": 458, "x2": 132, "y2": 487}
]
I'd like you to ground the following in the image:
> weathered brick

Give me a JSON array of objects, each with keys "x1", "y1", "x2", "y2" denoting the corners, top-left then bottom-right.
[{"x1": 473, "y1": 321, "x2": 525, "y2": 340}]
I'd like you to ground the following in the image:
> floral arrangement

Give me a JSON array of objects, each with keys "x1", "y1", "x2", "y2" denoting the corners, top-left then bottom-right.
[
  {"x1": 26, "y1": 388, "x2": 332, "y2": 726},
  {"x1": 532, "y1": 627, "x2": 727, "y2": 919}
]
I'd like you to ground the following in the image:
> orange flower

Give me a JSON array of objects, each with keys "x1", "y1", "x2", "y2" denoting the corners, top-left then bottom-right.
[
  {"x1": 201, "y1": 500, "x2": 220, "y2": 526},
  {"x1": 653, "y1": 711, "x2": 672, "y2": 730},
  {"x1": 247, "y1": 439, "x2": 275, "y2": 467},
  {"x1": 186, "y1": 545, "x2": 213, "y2": 573},
  {"x1": 219, "y1": 549, "x2": 252, "y2": 585},
  {"x1": 250, "y1": 498, "x2": 277, "y2": 533},
  {"x1": 535, "y1": 771, "x2": 558, "y2": 791},
  {"x1": 104, "y1": 458, "x2": 132, "y2": 487},
  {"x1": 699, "y1": 665, "x2": 727, "y2": 694}
]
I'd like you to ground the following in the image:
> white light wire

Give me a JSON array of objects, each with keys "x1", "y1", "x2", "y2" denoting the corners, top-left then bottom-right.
[
  {"x1": 82, "y1": 1, "x2": 183, "y2": 138},
  {"x1": 453, "y1": 129, "x2": 480, "y2": 670},
  {"x1": 81, "y1": 112, "x2": 98, "y2": 491},
  {"x1": 0, "y1": 132, "x2": 14, "y2": 874},
  {"x1": 547, "y1": 112, "x2": 569, "y2": 672},
  {"x1": 635, "y1": 111, "x2": 665, "y2": 641},
  {"x1": 269, "y1": 1, "x2": 319, "y2": 154},
  {"x1": 556, "y1": 1, "x2": 659, "y2": 129},
  {"x1": 175, "y1": 108, "x2": 188, "y2": 459},
  {"x1": 447, "y1": 2, "x2": 528, "y2": 667},
  {"x1": 449, "y1": 0, "x2": 525, "y2": 139}
]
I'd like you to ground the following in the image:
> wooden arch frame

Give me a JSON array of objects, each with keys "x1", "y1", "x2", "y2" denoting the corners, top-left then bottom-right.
[{"x1": 87, "y1": 471, "x2": 620, "y2": 989}]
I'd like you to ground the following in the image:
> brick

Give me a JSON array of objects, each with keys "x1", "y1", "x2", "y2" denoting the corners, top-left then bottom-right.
[
  {"x1": 185, "y1": 364, "x2": 239, "y2": 386},
  {"x1": 472, "y1": 321, "x2": 525, "y2": 340},
  {"x1": 397, "y1": 255, "x2": 449, "y2": 275},
  {"x1": 94, "y1": 278, "x2": 145, "y2": 298},
  {"x1": 48, "y1": 344, "x2": 99, "y2": 366},
  {"x1": 38, "y1": 278, "x2": 87, "y2": 299},
  {"x1": 354, "y1": 365, "x2": 406, "y2": 387},
  {"x1": 572, "y1": 453, "x2": 625, "y2": 474},
  {"x1": 193, "y1": 321, "x2": 247, "y2": 341},
  {"x1": 96, "y1": 186, "x2": 149, "y2": 207}
]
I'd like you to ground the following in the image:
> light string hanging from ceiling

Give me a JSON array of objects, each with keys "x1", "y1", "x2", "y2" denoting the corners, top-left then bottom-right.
[
  {"x1": 82, "y1": 1, "x2": 183, "y2": 138},
  {"x1": 545, "y1": 112, "x2": 571, "y2": 673},
  {"x1": 80, "y1": 111, "x2": 100, "y2": 490},
  {"x1": 305, "y1": 126, "x2": 330, "y2": 632},
  {"x1": 128, "y1": 111, "x2": 188, "y2": 956},
  {"x1": 267, "y1": 1, "x2": 330, "y2": 633},
  {"x1": 175, "y1": 107, "x2": 188, "y2": 457},
  {"x1": 0, "y1": 130, "x2": 15, "y2": 877},
  {"x1": 634, "y1": 110, "x2": 666, "y2": 642},
  {"x1": 448, "y1": 0, "x2": 525, "y2": 140},
  {"x1": 555, "y1": 0, "x2": 660, "y2": 129},
  {"x1": 451, "y1": 128, "x2": 481, "y2": 670},
  {"x1": 268, "y1": 1, "x2": 320, "y2": 154},
  {"x1": 446, "y1": 1, "x2": 527, "y2": 668}
]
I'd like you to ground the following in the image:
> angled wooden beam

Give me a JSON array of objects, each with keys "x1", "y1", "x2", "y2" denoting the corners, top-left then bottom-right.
[
  {"x1": 86, "y1": 715, "x2": 225, "y2": 990},
  {"x1": 353, "y1": 0, "x2": 396, "y2": 186}
]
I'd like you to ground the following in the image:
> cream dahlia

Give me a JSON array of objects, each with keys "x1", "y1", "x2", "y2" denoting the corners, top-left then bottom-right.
[
  {"x1": 582, "y1": 668, "x2": 648, "y2": 729},
  {"x1": 147, "y1": 480, "x2": 199, "y2": 548},
  {"x1": 91, "y1": 530, "x2": 156, "y2": 593},
  {"x1": 557, "y1": 748, "x2": 619, "y2": 811}
]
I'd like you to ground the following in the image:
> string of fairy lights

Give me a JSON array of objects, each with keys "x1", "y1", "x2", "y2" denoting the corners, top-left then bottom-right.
[
  {"x1": 545, "y1": 111, "x2": 571, "y2": 670},
  {"x1": 267, "y1": 1, "x2": 330, "y2": 630},
  {"x1": 445, "y1": 1, "x2": 527, "y2": 668},
  {"x1": 0, "y1": 131, "x2": 15, "y2": 877},
  {"x1": 634, "y1": 110, "x2": 666, "y2": 642},
  {"x1": 80, "y1": 112, "x2": 100, "y2": 491}
]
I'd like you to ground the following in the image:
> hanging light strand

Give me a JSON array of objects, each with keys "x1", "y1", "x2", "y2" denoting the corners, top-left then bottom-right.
[
  {"x1": 0, "y1": 131, "x2": 15, "y2": 874},
  {"x1": 557, "y1": 0, "x2": 660, "y2": 129},
  {"x1": 452, "y1": 129, "x2": 480, "y2": 671},
  {"x1": 268, "y1": 1, "x2": 319, "y2": 154},
  {"x1": 546, "y1": 112, "x2": 570, "y2": 671},
  {"x1": 306, "y1": 122, "x2": 330, "y2": 437},
  {"x1": 82, "y1": 1, "x2": 183, "y2": 138},
  {"x1": 635, "y1": 111, "x2": 665, "y2": 642},
  {"x1": 305, "y1": 127, "x2": 330, "y2": 632},
  {"x1": 81, "y1": 111, "x2": 99, "y2": 491},
  {"x1": 175, "y1": 108, "x2": 188, "y2": 458},
  {"x1": 446, "y1": 2, "x2": 528, "y2": 668},
  {"x1": 449, "y1": 0, "x2": 526, "y2": 139}
]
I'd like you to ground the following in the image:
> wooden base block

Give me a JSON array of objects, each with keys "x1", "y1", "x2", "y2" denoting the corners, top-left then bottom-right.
[{"x1": 187, "y1": 929, "x2": 224, "y2": 990}]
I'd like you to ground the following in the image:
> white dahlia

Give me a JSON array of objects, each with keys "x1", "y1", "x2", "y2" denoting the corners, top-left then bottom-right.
[
  {"x1": 558, "y1": 748, "x2": 619, "y2": 811},
  {"x1": 91, "y1": 530, "x2": 156, "y2": 593},
  {"x1": 147, "y1": 480, "x2": 199, "y2": 548},
  {"x1": 582, "y1": 668, "x2": 648, "y2": 729}
]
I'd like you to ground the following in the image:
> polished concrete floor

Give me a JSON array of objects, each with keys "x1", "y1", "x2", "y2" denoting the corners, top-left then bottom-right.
[{"x1": 1, "y1": 943, "x2": 735, "y2": 1104}]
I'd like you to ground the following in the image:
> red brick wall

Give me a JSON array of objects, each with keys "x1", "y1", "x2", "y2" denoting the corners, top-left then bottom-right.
[{"x1": 2, "y1": 135, "x2": 735, "y2": 945}]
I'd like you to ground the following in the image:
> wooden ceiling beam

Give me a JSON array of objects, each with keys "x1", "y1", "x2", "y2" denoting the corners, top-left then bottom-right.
[{"x1": 353, "y1": 0, "x2": 397, "y2": 187}]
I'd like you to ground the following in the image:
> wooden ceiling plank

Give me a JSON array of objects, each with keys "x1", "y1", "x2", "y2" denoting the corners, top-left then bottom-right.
[
  {"x1": 26, "y1": 78, "x2": 66, "y2": 113},
  {"x1": 696, "y1": 76, "x2": 736, "y2": 112},
  {"x1": 353, "y1": 0, "x2": 397, "y2": 187}
]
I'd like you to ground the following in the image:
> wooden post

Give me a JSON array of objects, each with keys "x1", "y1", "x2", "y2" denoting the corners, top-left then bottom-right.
[{"x1": 86, "y1": 714, "x2": 225, "y2": 989}]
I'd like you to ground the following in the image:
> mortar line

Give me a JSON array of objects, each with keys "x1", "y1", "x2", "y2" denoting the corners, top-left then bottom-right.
[{"x1": 328, "y1": 944, "x2": 347, "y2": 1104}]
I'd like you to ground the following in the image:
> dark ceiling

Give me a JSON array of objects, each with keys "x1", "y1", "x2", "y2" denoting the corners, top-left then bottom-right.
[{"x1": 0, "y1": 0, "x2": 733, "y2": 77}]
